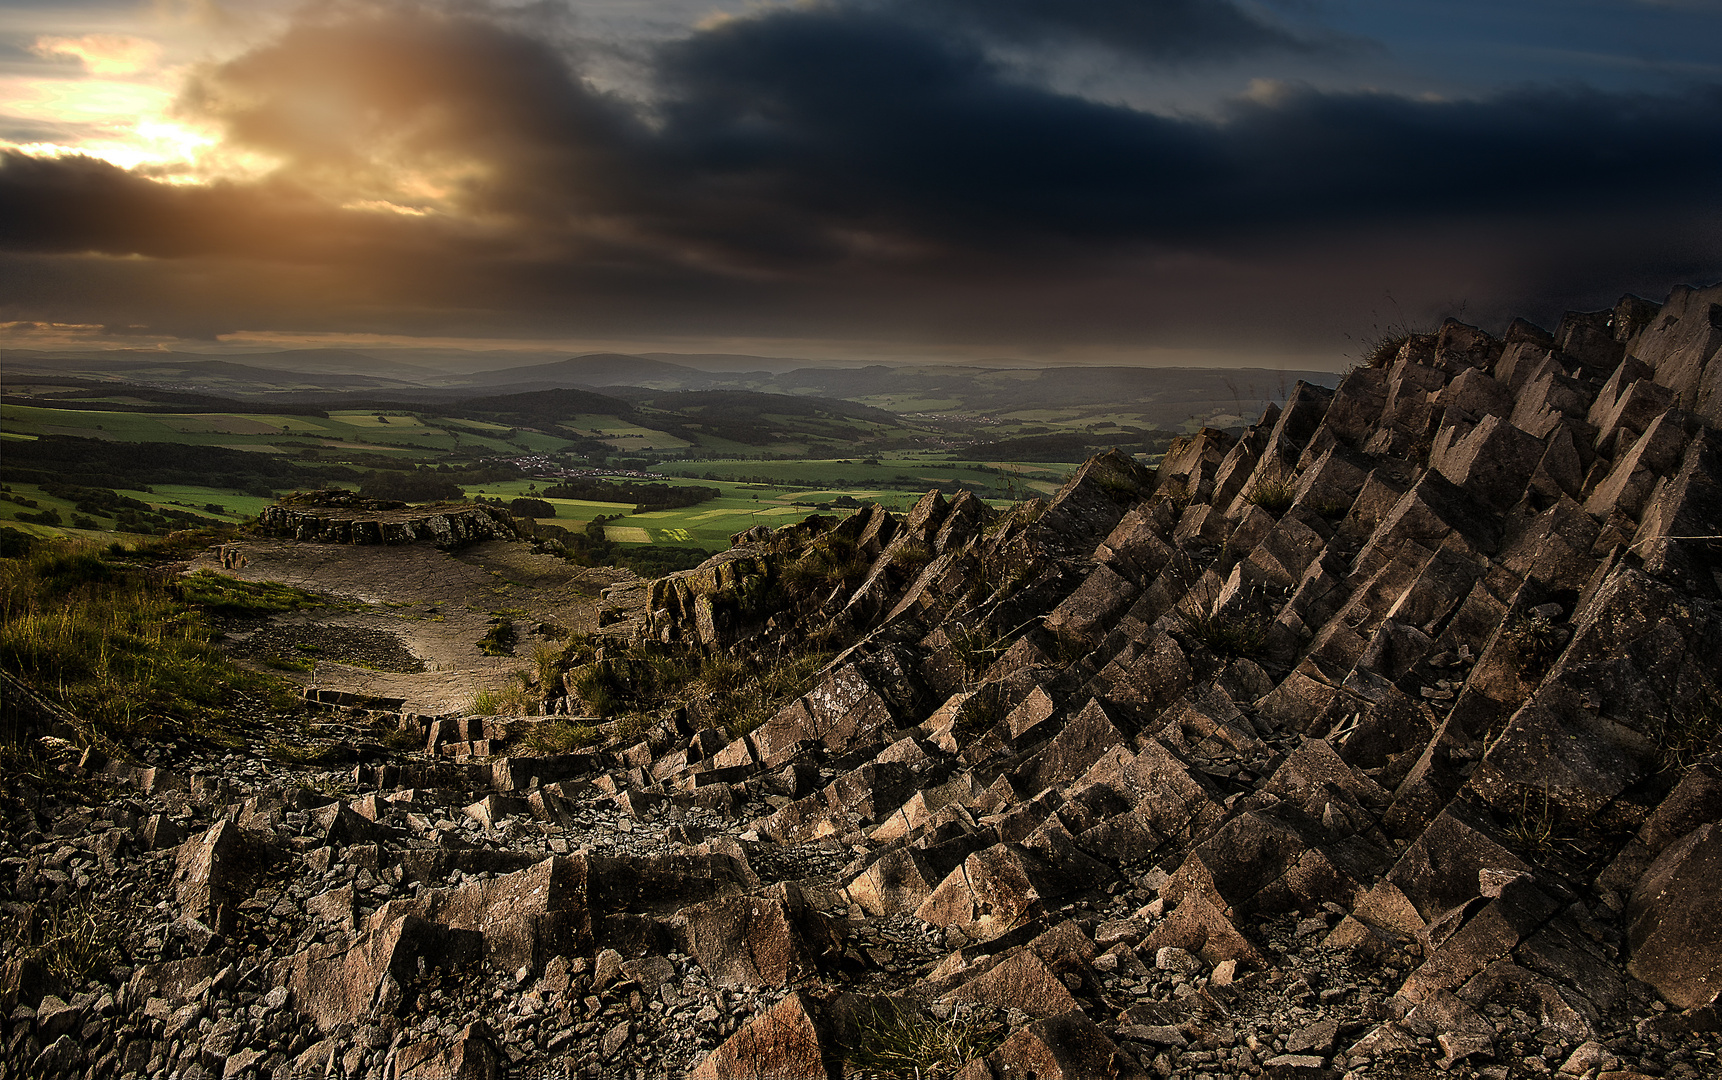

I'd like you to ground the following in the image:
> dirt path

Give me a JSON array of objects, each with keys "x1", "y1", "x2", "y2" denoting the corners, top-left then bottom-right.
[{"x1": 188, "y1": 538, "x2": 634, "y2": 715}]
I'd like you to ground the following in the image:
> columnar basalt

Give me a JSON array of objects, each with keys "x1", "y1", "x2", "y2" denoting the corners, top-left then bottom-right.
[{"x1": 255, "y1": 491, "x2": 528, "y2": 549}]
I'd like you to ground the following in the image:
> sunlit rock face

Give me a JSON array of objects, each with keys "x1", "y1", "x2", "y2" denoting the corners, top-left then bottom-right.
[{"x1": 7, "y1": 284, "x2": 1722, "y2": 1080}]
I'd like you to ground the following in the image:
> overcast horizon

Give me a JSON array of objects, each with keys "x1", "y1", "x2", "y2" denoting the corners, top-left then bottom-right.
[{"x1": 3, "y1": 1, "x2": 1720, "y2": 369}]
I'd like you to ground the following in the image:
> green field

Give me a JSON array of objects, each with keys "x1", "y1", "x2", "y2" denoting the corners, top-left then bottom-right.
[
  {"x1": 557, "y1": 414, "x2": 694, "y2": 451},
  {"x1": 660, "y1": 456, "x2": 1067, "y2": 487},
  {"x1": 458, "y1": 465, "x2": 1066, "y2": 549}
]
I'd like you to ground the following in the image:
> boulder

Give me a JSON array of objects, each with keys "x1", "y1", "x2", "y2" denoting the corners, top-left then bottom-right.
[
  {"x1": 290, "y1": 915, "x2": 482, "y2": 1031},
  {"x1": 1627, "y1": 822, "x2": 1722, "y2": 1009},
  {"x1": 673, "y1": 895, "x2": 824, "y2": 988},
  {"x1": 690, "y1": 990, "x2": 841, "y2": 1080},
  {"x1": 170, "y1": 821, "x2": 277, "y2": 935},
  {"x1": 976, "y1": 1010, "x2": 1151, "y2": 1080}
]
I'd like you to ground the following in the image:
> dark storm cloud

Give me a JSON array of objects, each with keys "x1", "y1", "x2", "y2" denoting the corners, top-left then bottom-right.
[
  {"x1": 0, "y1": 0, "x2": 1718, "y2": 343},
  {"x1": 887, "y1": 0, "x2": 1325, "y2": 60},
  {"x1": 649, "y1": 5, "x2": 1722, "y2": 252}
]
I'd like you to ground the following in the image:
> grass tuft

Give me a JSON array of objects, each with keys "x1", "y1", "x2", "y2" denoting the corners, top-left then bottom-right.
[
  {"x1": 1245, "y1": 479, "x2": 1298, "y2": 516},
  {"x1": 522, "y1": 719, "x2": 598, "y2": 754},
  {"x1": 9, "y1": 899, "x2": 118, "y2": 986},
  {"x1": 843, "y1": 1000, "x2": 1004, "y2": 1079},
  {"x1": 478, "y1": 617, "x2": 518, "y2": 657}
]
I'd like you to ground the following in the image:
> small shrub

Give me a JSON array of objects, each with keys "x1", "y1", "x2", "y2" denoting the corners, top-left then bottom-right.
[
  {"x1": 1245, "y1": 479, "x2": 1298, "y2": 516},
  {"x1": 510, "y1": 497, "x2": 555, "y2": 519}
]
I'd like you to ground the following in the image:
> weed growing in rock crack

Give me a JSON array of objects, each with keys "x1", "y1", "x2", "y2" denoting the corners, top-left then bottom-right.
[
  {"x1": 9, "y1": 897, "x2": 118, "y2": 986},
  {"x1": 532, "y1": 643, "x2": 563, "y2": 693},
  {"x1": 1175, "y1": 590, "x2": 1268, "y2": 659},
  {"x1": 611, "y1": 712, "x2": 651, "y2": 744},
  {"x1": 783, "y1": 534, "x2": 870, "y2": 594},
  {"x1": 469, "y1": 673, "x2": 539, "y2": 717},
  {"x1": 1643, "y1": 690, "x2": 1722, "y2": 772},
  {"x1": 945, "y1": 623, "x2": 1009, "y2": 682},
  {"x1": 843, "y1": 1000, "x2": 1003, "y2": 1079},
  {"x1": 951, "y1": 688, "x2": 1005, "y2": 740},
  {"x1": 1500, "y1": 612, "x2": 1565, "y2": 676},
  {"x1": 1245, "y1": 479, "x2": 1298, "y2": 516},
  {"x1": 708, "y1": 651, "x2": 833, "y2": 739},
  {"x1": 1154, "y1": 478, "x2": 1191, "y2": 516},
  {"x1": 1501, "y1": 784, "x2": 1573, "y2": 859},
  {"x1": 376, "y1": 725, "x2": 424, "y2": 752},
  {"x1": 1052, "y1": 628, "x2": 1090, "y2": 665},
  {"x1": 891, "y1": 541, "x2": 935, "y2": 573},
  {"x1": 469, "y1": 687, "x2": 503, "y2": 715}
]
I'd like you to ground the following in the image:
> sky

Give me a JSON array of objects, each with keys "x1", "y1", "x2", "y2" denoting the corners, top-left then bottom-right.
[{"x1": 1, "y1": 0, "x2": 1719, "y2": 369}]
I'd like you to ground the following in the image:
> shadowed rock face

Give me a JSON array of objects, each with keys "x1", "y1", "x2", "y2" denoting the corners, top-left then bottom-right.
[
  {"x1": 255, "y1": 492, "x2": 528, "y2": 549},
  {"x1": 6, "y1": 283, "x2": 1722, "y2": 1079}
]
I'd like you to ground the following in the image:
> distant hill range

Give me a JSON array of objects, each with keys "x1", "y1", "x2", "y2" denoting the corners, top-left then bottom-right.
[{"x1": 3, "y1": 346, "x2": 1339, "y2": 432}]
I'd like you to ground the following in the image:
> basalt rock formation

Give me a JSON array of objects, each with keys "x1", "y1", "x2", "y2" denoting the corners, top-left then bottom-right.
[
  {"x1": 3, "y1": 284, "x2": 1721, "y2": 1080},
  {"x1": 255, "y1": 491, "x2": 527, "y2": 550}
]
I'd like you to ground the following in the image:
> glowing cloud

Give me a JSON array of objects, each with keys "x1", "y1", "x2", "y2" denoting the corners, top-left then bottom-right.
[{"x1": 31, "y1": 34, "x2": 165, "y2": 77}]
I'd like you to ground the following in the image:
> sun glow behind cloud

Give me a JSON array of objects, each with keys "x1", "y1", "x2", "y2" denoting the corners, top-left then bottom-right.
[{"x1": 3, "y1": 26, "x2": 308, "y2": 188}]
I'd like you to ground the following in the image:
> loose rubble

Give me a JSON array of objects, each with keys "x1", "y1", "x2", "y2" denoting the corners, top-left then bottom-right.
[{"x1": 4, "y1": 282, "x2": 1722, "y2": 1079}]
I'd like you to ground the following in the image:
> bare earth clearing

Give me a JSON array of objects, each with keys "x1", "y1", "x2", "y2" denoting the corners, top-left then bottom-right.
[{"x1": 189, "y1": 540, "x2": 629, "y2": 715}]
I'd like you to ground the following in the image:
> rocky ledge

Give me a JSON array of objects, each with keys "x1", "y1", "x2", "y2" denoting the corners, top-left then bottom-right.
[
  {"x1": 3, "y1": 282, "x2": 1721, "y2": 1080},
  {"x1": 253, "y1": 492, "x2": 526, "y2": 550}
]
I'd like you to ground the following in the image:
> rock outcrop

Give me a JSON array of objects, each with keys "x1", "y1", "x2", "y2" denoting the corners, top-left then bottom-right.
[{"x1": 255, "y1": 491, "x2": 527, "y2": 548}]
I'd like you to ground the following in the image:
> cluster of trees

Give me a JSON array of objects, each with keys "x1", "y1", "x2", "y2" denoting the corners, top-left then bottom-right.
[
  {"x1": 540, "y1": 478, "x2": 718, "y2": 513},
  {"x1": 356, "y1": 469, "x2": 466, "y2": 503},
  {"x1": 1, "y1": 435, "x2": 332, "y2": 495},
  {"x1": 962, "y1": 431, "x2": 1176, "y2": 462},
  {"x1": 510, "y1": 498, "x2": 555, "y2": 518}
]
